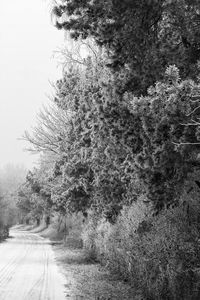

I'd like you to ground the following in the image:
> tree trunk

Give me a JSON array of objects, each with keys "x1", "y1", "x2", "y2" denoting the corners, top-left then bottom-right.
[
  {"x1": 45, "y1": 216, "x2": 50, "y2": 227},
  {"x1": 36, "y1": 218, "x2": 40, "y2": 226}
]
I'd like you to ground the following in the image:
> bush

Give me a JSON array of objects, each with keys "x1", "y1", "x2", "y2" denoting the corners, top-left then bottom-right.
[
  {"x1": 56, "y1": 212, "x2": 84, "y2": 248},
  {"x1": 82, "y1": 211, "x2": 99, "y2": 260},
  {"x1": 82, "y1": 197, "x2": 200, "y2": 299},
  {"x1": 63, "y1": 213, "x2": 84, "y2": 248},
  {"x1": 0, "y1": 225, "x2": 9, "y2": 240},
  {"x1": 133, "y1": 206, "x2": 200, "y2": 300}
]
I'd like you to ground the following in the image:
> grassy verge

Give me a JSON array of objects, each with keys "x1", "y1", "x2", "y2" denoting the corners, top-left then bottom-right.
[{"x1": 53, "y1": 243, "x2": 140, "y2": 300}]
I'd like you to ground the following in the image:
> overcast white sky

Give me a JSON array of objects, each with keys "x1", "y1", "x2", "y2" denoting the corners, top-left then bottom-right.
[{"x1": 0, "y1": 0, "x2": 64, "y2": 169}]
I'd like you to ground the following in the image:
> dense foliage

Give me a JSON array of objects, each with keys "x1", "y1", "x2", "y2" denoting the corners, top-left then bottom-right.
[
  {"x1": 53, "y1": 0, "x2": 200, "y2": 94},
  {"x1": 0, "y1": 165, "x2": 27, "y2": 238},
  {"x1": 22, "y1": 62, "x2": 200, "y2": 216},
  {"x1": 17, "y1": 2, "x2": 200, "y2": 298},
  {"x1": 17, "y1": 157, "x2": 53, "y2": 225},
  {"x1": 18, "y1": 1, "x2": 200, "y2": 220}
]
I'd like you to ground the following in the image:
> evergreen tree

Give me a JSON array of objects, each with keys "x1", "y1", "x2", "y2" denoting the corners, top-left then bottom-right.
[{"x1": 53, "y1": 0, "x2": 200, "y2": 94}]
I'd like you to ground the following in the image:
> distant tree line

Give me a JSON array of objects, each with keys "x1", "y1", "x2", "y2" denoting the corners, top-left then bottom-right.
[{"x1": 0, "y1": 165, "x2": 26, "y2": 238}]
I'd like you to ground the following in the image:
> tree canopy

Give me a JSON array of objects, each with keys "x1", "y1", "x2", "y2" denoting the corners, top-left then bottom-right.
[
  {"x1": 53, "y1": 0, "x2": 200, "y2": 94},
  {"x1": 19, "y1": 1, "x2": 200, "y2": 221}
]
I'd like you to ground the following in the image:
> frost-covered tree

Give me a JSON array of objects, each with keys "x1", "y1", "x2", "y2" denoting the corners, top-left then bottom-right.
[{"x1": 53, "y1": 0, "x2": 200, "y2": 94}]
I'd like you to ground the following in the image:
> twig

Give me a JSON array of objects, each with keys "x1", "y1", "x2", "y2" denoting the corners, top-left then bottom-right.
[
  {"x1": 186, "y1": 105, "x2": 200, "y2": 116},
  {"x1": 172, "y1": 142, "x2": 200, "y2": 146}
]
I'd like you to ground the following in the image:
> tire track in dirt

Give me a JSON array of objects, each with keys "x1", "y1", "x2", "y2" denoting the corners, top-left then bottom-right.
[{"x1": 0, "y1": 232, "x2": 33, "y2": 298}]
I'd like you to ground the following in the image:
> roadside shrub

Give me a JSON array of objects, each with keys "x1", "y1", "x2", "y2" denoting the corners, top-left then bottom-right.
[
  {"x1": 82, "y1": 199, "x2": 151, "y2": 269},
  {"x1": 82, "y1": 211, "x2": 100, "y2": 260},
  {"x1": 55, "y1": 212, "x2": 84, "y2": 248},
  {"x1": 0, "y1": 225, "x2": 9, "y2": 240},
  {"x1": 85, "y1": 197, "x2": 200, "y2": 299},
  {"x1": 95, "y1": 198, "x2": 151, "y2": 269},
  {"x1": 64, "y1": 213, "x2": 84, "y2": 248},
  {"x1": 134, "y1": 205, "x2": 200, "y2": 300},
  {"x1": 42, "y1": 212, "x2": 85, "y2": 247}
]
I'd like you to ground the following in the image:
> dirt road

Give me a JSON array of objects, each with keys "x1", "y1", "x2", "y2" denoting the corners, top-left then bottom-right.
[{"x1": 0, "y1": 227, "x2": 66, "y2": 300}]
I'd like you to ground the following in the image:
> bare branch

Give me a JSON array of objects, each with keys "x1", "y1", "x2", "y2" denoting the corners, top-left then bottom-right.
[
  {"x1": 186, "y1": 105, "x2": 200, "y2": 117},
  {"x1": 190, "y1": 95, "x2": 200, "y2": 102},
  {"x1": 172, "y1": 142, "x2": 200, "y2": 146},
  {"x1": 22, "y1": 103, "x2": 72, "y2": 154}
]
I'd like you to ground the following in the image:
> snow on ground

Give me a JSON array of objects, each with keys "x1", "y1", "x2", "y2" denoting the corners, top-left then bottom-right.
[{"x1": 0, "y1": 227, "x2": 66, "y2": 300}]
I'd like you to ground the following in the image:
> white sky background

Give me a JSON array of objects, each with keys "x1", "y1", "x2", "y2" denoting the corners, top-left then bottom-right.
[{"x1": 0, "y1": 0, "x2": 64, "y2": 170}]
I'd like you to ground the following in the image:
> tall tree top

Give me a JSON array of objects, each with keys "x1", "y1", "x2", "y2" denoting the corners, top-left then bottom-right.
[{"x1": 53, "y1": 0, "x2": 200, "y2": 94}]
